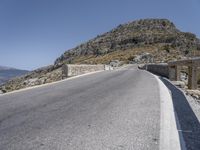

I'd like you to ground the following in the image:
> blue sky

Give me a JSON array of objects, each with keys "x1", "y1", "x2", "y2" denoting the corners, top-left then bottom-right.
[{"x1": 0, "y1": 0, "x2": 200, "y2": 70}]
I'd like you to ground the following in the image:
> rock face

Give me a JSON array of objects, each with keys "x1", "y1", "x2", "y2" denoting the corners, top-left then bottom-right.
[{"x1": 55, "y1": 18, "x2": 200, "y2": 65}]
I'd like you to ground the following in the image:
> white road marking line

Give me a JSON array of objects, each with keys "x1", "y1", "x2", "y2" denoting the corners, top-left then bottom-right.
[
  {"x1": 0, "y1": 70, "x2": 105, "y2": 96},
  {"x1": 177, "y1": 130, "x2": 192, "y2": 133}
]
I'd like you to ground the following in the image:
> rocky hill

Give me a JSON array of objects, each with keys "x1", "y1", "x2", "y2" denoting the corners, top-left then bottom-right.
[
  {"x1": 0, "y1": 66, "x2": 29, "y2": 85},
  {"x1": 55, "y1": 18, "x2": 200, "y2": 65},
  {"x1": 1, "y1": 18, "x2": 200, "y2": 93}
]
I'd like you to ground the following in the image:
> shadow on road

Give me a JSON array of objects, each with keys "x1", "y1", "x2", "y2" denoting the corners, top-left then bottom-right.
[{"x1": 160, "y1": 78, "x2": 200, "y2": 150}]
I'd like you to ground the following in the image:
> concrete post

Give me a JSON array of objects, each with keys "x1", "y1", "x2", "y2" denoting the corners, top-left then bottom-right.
[
  {"x1": 175, "y1": 65, "x2": 181, "y2": 81},
  {"x1": 188, "y1": 66, "x2": 197, "y2": 89},
  {"x1": 62, "y1": 64, "x2": 68, "y2": 78},
  {"x1": 169, "y1": 66, "x2": 176, "y2": 81}
]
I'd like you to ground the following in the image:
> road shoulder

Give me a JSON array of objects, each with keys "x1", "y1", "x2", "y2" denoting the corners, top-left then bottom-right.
[{"x1": 154, "y1": 75, "x2": 184, "y2": 150}]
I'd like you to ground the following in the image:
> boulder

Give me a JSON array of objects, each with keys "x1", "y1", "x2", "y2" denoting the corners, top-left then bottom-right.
[
  {"x1": 23, "y1": 78, "x2": 39, "y2": 87},
  {"x1": 138, "y1": 64, "x2": 146, "y2": 69},
  {"x1": 133, "y1": 52, "x2": 154, "y2": 63},
  {"x1": 110, "y1": 60, "x2": 121, "y2": 67},
  {"x1": 180, "y1": 72, "x2": 188, "y2": 81},
  {"x1": 104, "y1": 65, "x2": 113, "y2": 70},
  {"x1": 171, "y1": 81, "x2": 186, "y2": 88},
  {"x1": 186, "y1": 90, "x2": 200, "y2": 99}
]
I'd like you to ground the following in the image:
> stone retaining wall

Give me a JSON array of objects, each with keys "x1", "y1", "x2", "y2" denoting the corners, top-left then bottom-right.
[
  {"x1": 143, "y1": 63, "x2": 169, "y2": 78},
  {"x1": 62, "y1": 64, "x2": 111, "y2": 77}
]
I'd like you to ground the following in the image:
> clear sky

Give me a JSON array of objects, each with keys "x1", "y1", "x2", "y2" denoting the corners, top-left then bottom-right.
[{"x1": 0, "y1": 0, "x2": 200, "y2": 70}]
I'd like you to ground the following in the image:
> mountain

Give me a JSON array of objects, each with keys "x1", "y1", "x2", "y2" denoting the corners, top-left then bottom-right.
[
  {"x1": 0, "y1": 66, "x2": 29, "y2": 85},
  {"x1": 0, "y1": 66, "x2": 14, "y2": 70},
  {"x1": 1, "y1": 18, "x2": 200, "y2": 93},
  {"x1": 55, "y1": 18, "x2": 200, "y2": 64}
]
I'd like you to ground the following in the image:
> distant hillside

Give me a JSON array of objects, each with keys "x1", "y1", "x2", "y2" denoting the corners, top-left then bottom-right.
[
  {"x1": 55, "y1": 18, "x2": 200, "y2": 64},
  {"x1": 0, "y1": 66, "x2": 29, "y2": 85},
  {"x1": 1, "y1": 18, "x2": 200, "y2": 93}
]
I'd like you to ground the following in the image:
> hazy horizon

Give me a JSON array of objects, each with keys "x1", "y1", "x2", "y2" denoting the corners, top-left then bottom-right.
[{"x1": 0, "y1": 0, "x2": 200, "y2": 70}]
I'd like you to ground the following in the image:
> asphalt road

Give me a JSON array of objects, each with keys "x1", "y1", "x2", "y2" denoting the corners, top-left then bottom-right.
[{"x1": 0, "y1": 66, "x2": 160, "y2": 150}]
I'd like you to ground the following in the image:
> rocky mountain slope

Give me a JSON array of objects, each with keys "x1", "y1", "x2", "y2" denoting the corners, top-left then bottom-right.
[
  {"x1": 1, "y1": 18, "x2": 200, "y2": 93},
  {"x1": 55, "y1": 18, "x2": 200, "y2": 65},
  {"x1": 0, "y1": 66, "x2": 29, "y2": 85},
  {"x1": 0, "y1": 64, "x2": 62, "y2": 93}
]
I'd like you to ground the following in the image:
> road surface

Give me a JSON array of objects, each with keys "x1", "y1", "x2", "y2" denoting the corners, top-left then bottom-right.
[{"x1": 0, "y1": 66, "x2": 161, "y2": 150}]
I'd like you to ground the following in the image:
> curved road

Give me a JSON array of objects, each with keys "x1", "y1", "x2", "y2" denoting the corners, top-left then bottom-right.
[{"x1": 0, "y1": 66, "x2": 161, "y2": 150}]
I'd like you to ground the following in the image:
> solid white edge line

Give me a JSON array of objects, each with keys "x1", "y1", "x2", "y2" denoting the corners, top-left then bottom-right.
[
  {"x1": 0, "y1": 70, "x2": 105, "y2": 96},
  {"x1": 0, "y1": 65, "x2": 131, "y2": 97},
  {"x1": 175, "y1": 111, "x2": 187, "y2": 150}
]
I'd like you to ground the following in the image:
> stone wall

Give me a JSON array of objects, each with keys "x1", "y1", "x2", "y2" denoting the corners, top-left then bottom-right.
[
  {"x1": 143, "y1": 63, "x2": 169, "y2": 78},
  {"x1": 62, "y1": 64, "x2": 110, "y2": 77}
]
